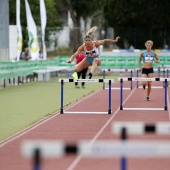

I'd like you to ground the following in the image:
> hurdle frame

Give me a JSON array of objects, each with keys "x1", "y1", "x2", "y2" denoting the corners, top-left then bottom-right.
[
  {"x1": 119, "y1": 77, "x2": 169, "y2": 111},
  {"x1": 111, "y1": 121, "x2": 170, "y2": 170},
  {"x1": 59, "y1": 79, "x2": 113, "y2": 114}
]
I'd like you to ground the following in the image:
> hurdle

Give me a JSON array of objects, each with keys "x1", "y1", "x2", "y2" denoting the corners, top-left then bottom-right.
[
  {"x1": 59, "y1": 79, "x2": 114, "y2": 114},
  {"x1": 21, "y1": 139, "x2": 170, "y2": 170},
  {"x1": 102, "y1": 68, "x2": 133, "y2": 90},
  {"x1": 111, "y1": 121, "x2": 170, "y2": 170},
  {"x1": 119, "y1": 77, "x2": 169, "y2": 111}
]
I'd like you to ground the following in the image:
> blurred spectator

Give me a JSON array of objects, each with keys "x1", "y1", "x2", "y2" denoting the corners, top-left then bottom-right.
[
  {"x1": 75, "y1": 51, "x2": 88, "y2": 88},
  {"x1": 39, "y1": 48, "x2": 43, "y2": 60},
  {"x1": 20, "y1": 48, "x2": 31, "y2": 61},
  {"x1": 18, "y1": 48, "x2": 32, "y2": 83},
  {"x1": 164, "y1": 44, "x2": 169, "y2": 49},
  {"x1": 129, "y1": 45, "x2": 134, "y2": 50}
]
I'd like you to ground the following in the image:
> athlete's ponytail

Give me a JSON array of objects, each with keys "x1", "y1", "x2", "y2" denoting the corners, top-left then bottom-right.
[{"x1": 84, "y1": 26, "x2": 97, "y2": 39}]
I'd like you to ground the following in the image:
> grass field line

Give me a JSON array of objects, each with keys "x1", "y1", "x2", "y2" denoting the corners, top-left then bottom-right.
[{"x1": 67, "y1": 86, "x2": 137, "y2": 170}]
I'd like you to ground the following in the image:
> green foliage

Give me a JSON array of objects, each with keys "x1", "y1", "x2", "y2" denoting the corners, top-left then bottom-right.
[
  {"x1": 68, "y1": 0, "x2": 105, "y2": 20},
  {"x1": 61, "y1": 0, "x2": 106, "y2": 51},
  {"x1": 9, "y1": 0, "x2": 62, "y2": 27},
  {"x1": 9, "y1": 0, "x2": 63, "y2": 48},
  {"x1": 104, "y1": 0, "x2": 170, "y2": 28},
  {"x1": 103, "y1": 0, "x2": 170, "y2": 49}
]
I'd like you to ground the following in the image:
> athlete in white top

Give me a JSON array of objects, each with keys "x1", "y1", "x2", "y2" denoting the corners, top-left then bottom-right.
[
  {"x1": 138, "y1": 40, "x2": 160, "y2": 101},
  {"x1": 67, "y1": 26, "x2": 120, "y2": 79}
]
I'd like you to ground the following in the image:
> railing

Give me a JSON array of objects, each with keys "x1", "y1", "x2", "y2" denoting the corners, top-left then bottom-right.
[{"x1": 0, "y1": 55, "x2": 170, "y2": 82}]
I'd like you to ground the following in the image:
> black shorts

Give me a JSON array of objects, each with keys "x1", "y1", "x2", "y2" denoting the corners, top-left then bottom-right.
[{"x1": 142, "y1": 68, "x2": 154, "y2": 75}]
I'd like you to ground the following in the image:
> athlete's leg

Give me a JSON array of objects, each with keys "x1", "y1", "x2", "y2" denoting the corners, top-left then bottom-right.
[
  {"x1": 81, "y1": 67, "x2": 88, "y2": 87},
  {"x1": 147, "y1": 73, "x2": 154, "y2": 97},
  {"x1": 141, "y1": 73, "x2": 147, "y2": 88},
  {"x1": 75, "y1": 58, "x2": 90, "y2": 72},
  {"x1": 90, "y1": 58, "x2": 101, "y2": 74},
  {"x1": 75, "y1": 71, "x2": 81, "y2": 87},
  {"x1": 88, "y1": 58, "x2": 101, "y2": 79}
]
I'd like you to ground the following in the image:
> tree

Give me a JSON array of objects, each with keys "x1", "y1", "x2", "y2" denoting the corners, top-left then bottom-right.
[
  {"x1": 103, "y1": 0, "x2": 170, "y2": 49},
  {"x1": 57, "y1": 0, "x2": 106, "y2": 52},
  {"x1": 9, "y1": 0, "x2": 63, "y2": 49}
]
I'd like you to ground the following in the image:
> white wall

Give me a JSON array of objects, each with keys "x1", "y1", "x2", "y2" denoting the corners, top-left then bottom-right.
[{"x1": 9, "y1": 25, "x2": 17, "y2": 60}]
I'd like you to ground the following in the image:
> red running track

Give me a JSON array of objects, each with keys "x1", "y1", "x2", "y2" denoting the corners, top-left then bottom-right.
[{"x1": 0, "y1": 80, "x2": 170, "y2": 170}]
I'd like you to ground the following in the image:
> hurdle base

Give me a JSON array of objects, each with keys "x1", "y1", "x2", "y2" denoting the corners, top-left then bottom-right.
[
  {"x1": 60, "y1": 109, "x2": 64, "y2": 114},
  {"x1": 123, "y1": 108, "x2": 165, "y2": 111},
  {"x1": 64, "y1": 111, "x2": 109, "y2": 114},
  {"x1": 108, "y1": 109, "x2": 112, "y2": 114},
  {"x1": 164, "y1": 106, "x2": 167, "y2": 111},
  {"x1": 120, "y1": 106, "x2": 123, "y2": 110},
  {"x1": 105, "y1": 87, "x2": 131, "y2": 90}
]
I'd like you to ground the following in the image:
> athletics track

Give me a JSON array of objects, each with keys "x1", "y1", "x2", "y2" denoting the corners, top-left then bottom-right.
[{"x1": 0, "y1": 79, "x2": 170, "y2": 170}]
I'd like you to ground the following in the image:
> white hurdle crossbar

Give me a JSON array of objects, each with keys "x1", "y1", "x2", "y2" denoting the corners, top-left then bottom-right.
[
  {"x1": 118, "y1": 77, "x2": 169, "y2": 82},
  {"x1": 58, "y1": 79, "x2": 114, "y2": 83},
  {"x1": 119, "y1": 77, "x2": 169, "y2": 111},
  {"x1": 22, "y1": 140, "x2": 170, "y2": 158},
  {"x1": 59, "y1": 79, "x2": 114, "y2": 114}
]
